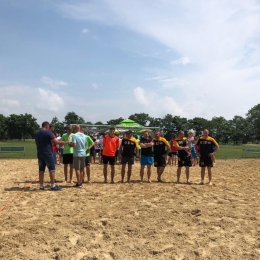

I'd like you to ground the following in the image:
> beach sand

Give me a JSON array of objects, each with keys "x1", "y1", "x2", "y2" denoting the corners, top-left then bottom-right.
[{"x1": 0, "y1": 159, "x2": 259, "y2": 260}]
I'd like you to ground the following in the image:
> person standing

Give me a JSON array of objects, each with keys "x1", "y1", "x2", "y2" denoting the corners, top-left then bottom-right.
[
  {"x1": 139, "y1": 131, "x2": 154, "y2": 183},
  {"x1": 102, "y1": 127, "x2": 119, "y2": 183},
  {"x1": 119, "y1": 130, "x2": 139, "y2": 183},
  {"x1": 49, "y1": 124, "x2": 58, "y2": 164},
  {"x1": 153, "y1": 131, "x2": 170, "y2": 182},
  {"x1": 168, "y1": 134, "x2": 178, "y2": 166},
  {"x1": 35, "y1": 121, "x2": 66, "y2": 190},
  {"x1": 70, "y1": 125, "x2": 87, "y2": 188},
  {"x1": 174, "y1": 130, "x2": 192, "y2": 184},
  {"x1": 80, "y1": 126, "x2": 94, "y2": 183},
  {"x1": 196, "y1": 129, "x2": 219, "y2": 185},
  {"x1": 61, "y1": 125, "x2": 74, "y2": 183}
]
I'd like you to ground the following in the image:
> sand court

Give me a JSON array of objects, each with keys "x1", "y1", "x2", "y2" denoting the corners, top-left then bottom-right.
[{"x1": 0, "y1": 159, "x2": 259, "y2": 259}]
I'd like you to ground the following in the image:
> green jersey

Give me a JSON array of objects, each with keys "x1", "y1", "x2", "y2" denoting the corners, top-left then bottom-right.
[
  {"x1": 61, "y1": 133, "x2": 74, "y2": 154},
  {"x1": 85, "y1": 135, "x2": 94, "y2": 156}
]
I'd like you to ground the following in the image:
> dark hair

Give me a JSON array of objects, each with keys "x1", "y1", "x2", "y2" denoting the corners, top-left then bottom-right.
[
  {"x1": 110, "y1": 127, "x2": 115, "y2": 130},
  {"x1": 42, "y1": 121, "x2": 49, "y2": 128},
  {"x1": 50, "y1": 124, "x2": 54, "y2": 128}
]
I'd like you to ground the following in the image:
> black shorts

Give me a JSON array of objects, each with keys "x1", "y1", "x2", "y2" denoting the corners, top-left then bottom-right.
[
  {"x1": 90, "y1": 149, "x2": 94, "y2": 156},
  {"x1": 102, "y1": 155, "x2": 116, "y2": 165},
  {"x1": 121, "y1": 156, "x2": 134, "y2": 165},
  {"x1": 154, "y1": 155, "x2": 166, "y2": 167},
  {"x1": 177, "y1": 155, "x2": 192, "y2": 167},
  {"x1": 85, "y1": 156, "x2": 90, "y2": 166},
  {"x1": 199, "y1": 155, "x2": 213, "y2": 167},
  {"x1": 95, "y1": 149, "x2": 100, "y2": 153},
  {"x1": 168, "y1": 152, "x2": 178, "y2": 157},
  {"x1": 63, "y1": 153, "x2": 73, "y2": 164}
]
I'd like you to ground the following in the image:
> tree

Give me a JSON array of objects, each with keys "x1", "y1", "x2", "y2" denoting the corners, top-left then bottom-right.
[
  {"x1": 246, "y1": 104, "x2": 260, "y2": 142},
  {"x1": 5, "y1": 113, "x2": 39, "y2": 140},
  {"x1": 94, "y1": 121, "x2": 104, "y2": 125},
  {"x1": 107, "y1": 117, "x2": 124, "y2": 126},
  {"x1": 229, "y1": 116, "x2": 249, "y2": 145},
  {"x1": 129, "y1": 113, "x2": 150, "y2": 126},
  {"x1": 51, "y1": 116, "x2": 65, "y2": 135},
  {"x1": 188, "y1": 117, "x2": 210, "y2": 136},
  {"x1": 63, "y1": 112, "x2": 85, "y2": 126},
  {"x1": 0, "y1": 114, "x2": 7, "y2": 140}
]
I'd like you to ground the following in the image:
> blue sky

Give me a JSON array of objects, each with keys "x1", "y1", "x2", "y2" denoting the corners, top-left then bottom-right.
[{"x1": 1, "y1": 0, "x2": 260, "y2": 125}]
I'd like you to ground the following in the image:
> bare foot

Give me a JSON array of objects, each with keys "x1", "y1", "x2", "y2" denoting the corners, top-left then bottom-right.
[
  {"x1": 148, "y1": 180, "x2": 152, "y2": 183},
  {"x1": 69, "y1": 180, "x2": 74, "y2": 184},
  {"x1": 199, "y1": 181, "x2": 204, "y2": 185},
  {"x1": 208, "y1": 181, "x2": 213, "y2": 186}
]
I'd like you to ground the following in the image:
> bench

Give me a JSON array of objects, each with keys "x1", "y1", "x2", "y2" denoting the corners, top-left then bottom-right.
[
  {"x1": 242, "y1": 148, "x2": 260, "y2": 158},
  {"x1": 0, "y1": 146, "x2": 25, "y2": 158}
]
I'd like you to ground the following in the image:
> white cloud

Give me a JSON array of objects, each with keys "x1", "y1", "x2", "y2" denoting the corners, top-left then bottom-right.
[
  {"x1": 81, "y1": 28, "x2": 89, "y2": 34},
  {"x1": 171, "y1": 57, "x2": 192, "y2": 66},
  {"x1": 134, "y1": 87, "x2": 185, "y2": 116},
  {"x1": 1, "y1": 99, "x2": 20, "y2": 107},
  {"x1": 41, "y1": 76, "x2": 68, "y2": 88},
  {"x1": 37, "y1": 88, "x2": 64, "y2": 112}
]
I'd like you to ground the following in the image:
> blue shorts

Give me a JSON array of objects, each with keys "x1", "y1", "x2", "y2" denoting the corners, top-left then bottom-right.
[
  {"x1": 190, "y1": 147, "x2": 197, "y2": 159},
  {"x1": 140, "y1": 155, "x2": 153, "y2": 166},
  {"x1": 38, "y1": 153, "x2": 55, "y2": 173}
]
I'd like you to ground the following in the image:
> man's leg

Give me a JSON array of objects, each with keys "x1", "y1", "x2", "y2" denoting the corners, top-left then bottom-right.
[
  {"x1": 207, "y1": 166, "x2": 212, "y2": 185},
  {"x1": 147, "y1": 165, "x2": 152, "y2": 183},
  {"x1": 121, "y1": 164, "x2": 126, "y2": 182},
  {"x1": 39, "y1": 173, "x2": 44, "y2": 187},
  {"x1": 176, "y1": 167, "x2": 181, "y2": 183},
  {"x1": 63, "y1": 164, "x2": 68, "y2": 182},
  {"x1": 157, "y1": 167, "x2": 165, "y2": 181},
  {"x1": 185, "y1": 166, "x2": 190, "y2": 183},
  {"x1": 200, "y1": 167, "x2": 206, "y2": 184},
  {"x1": 69, "y1": 163, "x2": 73, "y2": 183},
  {"x1": 49, "y1": 171, "x2": 56, "y2": 185},
  {"x1": 140, "y1": 165, "x2": 145, "y2": 182},
  {"x1": 111, "y1": 165, "x2": 115, "y2": 183},
  {"x1": 127, "y1": 164, "x2": 132, "y2": 183},
  {"x1": 103, "y1": 164, "x2": 108, "y2": 183},
  {"x1": 86, "y1": 166, "x2": 91, "y2": 182}
]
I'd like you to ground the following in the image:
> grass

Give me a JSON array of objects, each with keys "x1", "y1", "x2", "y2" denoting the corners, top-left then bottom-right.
[
  {"x1": 0, "y1": 140, "x2": 37, "y2": 159},
  {"x1": 1, "y1": 141, "x2": 260, "y2": 160}
]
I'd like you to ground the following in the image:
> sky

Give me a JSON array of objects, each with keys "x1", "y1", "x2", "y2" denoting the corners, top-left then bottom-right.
[{"x1": 1, "y1": 0, "x2": 260, "y2": 125}]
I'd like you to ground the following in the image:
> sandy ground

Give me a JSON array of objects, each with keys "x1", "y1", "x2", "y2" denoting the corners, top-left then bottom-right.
[{"x1": 0, "y1": 159, "x2": 260, "y2": 260}]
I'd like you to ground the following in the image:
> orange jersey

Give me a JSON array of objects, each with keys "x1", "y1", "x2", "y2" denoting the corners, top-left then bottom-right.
[{"x1": 102, "y1": 134, "x2": 119, "y2": 156}]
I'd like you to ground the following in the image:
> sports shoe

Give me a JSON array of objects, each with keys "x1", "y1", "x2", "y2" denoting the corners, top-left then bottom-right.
[
  {"x1": 39, "y1": 186, "x2": 45, "y2": 190},
  {"x1": 75, "y1": 183, "x2": 82, "y2": 188},
  {"x1": 50, "y1": 185, "x2": 62, "y2": 191}
]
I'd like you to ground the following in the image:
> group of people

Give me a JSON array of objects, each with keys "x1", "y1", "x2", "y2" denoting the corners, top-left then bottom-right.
[{"x1": 35, "y1": 121, "x2": 219, "y2": 191}]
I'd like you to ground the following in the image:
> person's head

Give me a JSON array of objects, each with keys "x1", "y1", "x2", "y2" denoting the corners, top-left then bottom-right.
[
  {"x1": 42, "y1": 121, "x2": 50, "y2": 130},
  {"x1": 171, "y1": 134, "x2": 176, "y2": 139},
  {"x1": 126, "y1": 130, "x2": 133, "y2": 139},
  {"x1": 203, "y1": 129, "x2": 209, "y2": 137},
  {"x1": 178, "y1": 130, "x2": 184, "y2": 138},
  {"x1": 109, "y1": 127, "x2": 115, "y2": 136},
  {"x1": 155, "y1": 131, "x2": 161, "y2": 138},
  {"x1": 49, "y1": 124, "x2": 54, "y2": 132},
  {"x1": 80, "y1": 126, "x2": 84, "y2": 133},
  {"x1": 66, "y1": 125, "x2": 72, "y2": 134},
  {"x1": 188, "y1": 129, "x2": 195, "y2": 137},
  {"x1": 143, "y1": 130, "x2": 149, "y2": 138},
  {"x1": 74, "y1": 124, "x2": 80, "y2": 133}
]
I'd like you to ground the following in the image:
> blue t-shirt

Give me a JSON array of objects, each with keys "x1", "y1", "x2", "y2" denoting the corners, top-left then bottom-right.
[
  {"x1": 35, "y1": 129, "x2": 54, "y2": 155},
  {"x1": 72, "y1": 132, "x2": 86, "y2": 157}
]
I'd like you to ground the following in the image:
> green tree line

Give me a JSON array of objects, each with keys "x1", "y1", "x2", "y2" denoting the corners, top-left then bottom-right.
[{"x1": 1, "y1": 104, "x2": 260, "y2": 144}]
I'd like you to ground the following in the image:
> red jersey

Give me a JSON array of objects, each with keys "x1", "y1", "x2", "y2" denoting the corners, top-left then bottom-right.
[
  {"x1": 170, "y1": 138, "x2": 178, "y2": 152},
  {"x1": 102, "y1": 134, "x2": 119, "y2": 156}
]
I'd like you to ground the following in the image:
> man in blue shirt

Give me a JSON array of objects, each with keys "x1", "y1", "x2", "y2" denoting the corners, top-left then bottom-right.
[
  {"x1": 35, "y1": 121, "x2": 66, "y2": 190},
  {"x1": 69, "y1": 124, "x2": 87, "y2": 188}
]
